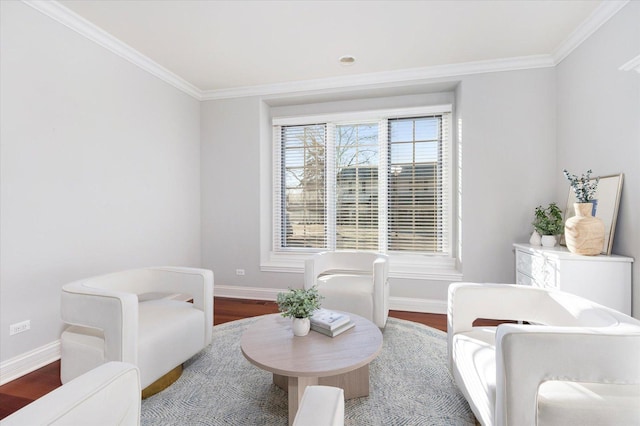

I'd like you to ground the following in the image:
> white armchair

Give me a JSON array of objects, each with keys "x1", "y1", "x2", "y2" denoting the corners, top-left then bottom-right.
[
  {"x1": 304, "y1": 251, "x2": 389, "y2": 328},
  {"x1": 60, "y1": 267, "x2": 213, "y2": 393},
  {"x1": 0, "y1": 362, "x2": 140, "y2": 426},
  {"x1": 293, "y1": 385, "x2": 344, "y2": 426},
  {"x1": 448, "y1": 282, "x2": 640, "y2": 426}
]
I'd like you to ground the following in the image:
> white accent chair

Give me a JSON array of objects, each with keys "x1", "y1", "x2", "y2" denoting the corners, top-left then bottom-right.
[
  {"x1": 293, "y1": 385, "x2": 345, "y2": 426},
  {"x1": 60, "y1": 267, "x2": 213, "y2": 390},
  {"x1": 0, "y1": 362, "x2": 140, "y2": 426},
  {"x1": 304, "y1": 251, "x2": 389, "y2": 328},
  {"x1": 448, "y1": 282, "x2": 640, "y2": 426}
]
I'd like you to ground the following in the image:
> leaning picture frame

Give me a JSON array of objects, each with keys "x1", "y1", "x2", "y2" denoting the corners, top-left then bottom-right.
[{"x1": 561, "y1": 173, "x2": 624, "y2": 255}]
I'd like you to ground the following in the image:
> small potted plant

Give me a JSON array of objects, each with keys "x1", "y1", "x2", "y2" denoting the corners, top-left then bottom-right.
[
  {"x1": 532, "y1": 202, "x2": 563, "y2": 247},
  {"x1": 276, "y1": 286, "x2": 323, "y2": 336}
]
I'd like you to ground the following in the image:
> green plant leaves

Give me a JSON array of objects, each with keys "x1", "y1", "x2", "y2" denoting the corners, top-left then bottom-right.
[
  {"x1": 563, "y1": 169, "x2": 599, "y2": 203},
  {"x1": 532, "y1": 202, "x2": 563, "y2": 235},
  {"x1": 276, "y1": 286, "x2": 323, "y2": 319}
]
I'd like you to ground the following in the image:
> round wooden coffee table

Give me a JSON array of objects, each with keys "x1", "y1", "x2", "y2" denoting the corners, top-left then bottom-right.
[{"x1": 240, "y1": 312, "x2": 383, "y2": 425}]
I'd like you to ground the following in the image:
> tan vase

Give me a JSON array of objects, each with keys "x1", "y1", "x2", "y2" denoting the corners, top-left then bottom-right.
[{"x1": 564, "y1": 202, "x2": 604, "y2": 255}]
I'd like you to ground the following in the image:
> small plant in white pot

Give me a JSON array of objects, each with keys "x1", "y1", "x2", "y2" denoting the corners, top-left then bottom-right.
[
  {"x1": 276, "y1": 286, "x2": 323, "y2": 336},
  {"x1": 532, "y1": 203, "x2": 563, "y2": 247}
]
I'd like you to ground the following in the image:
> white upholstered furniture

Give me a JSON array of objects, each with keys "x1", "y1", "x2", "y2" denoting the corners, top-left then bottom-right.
[
  {"x1": 0, "y1": 362, "x2": 140, "y2": 426},
  {"x1": 304, "y1": 251, "x2": 389, "y2": 328},
  {"x1": 60, "y1": 267, "x2": 213, "y2": 390},
  {"x1": 293, "y1": 385, "x2": 345, "y2": 426},
  {"x1": 448, "y1": 282, "x2": 640, "y2": 426}
]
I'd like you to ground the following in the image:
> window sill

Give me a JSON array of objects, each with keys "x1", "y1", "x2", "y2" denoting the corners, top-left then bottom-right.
[{"x1": 260, "y1": 251, "x2": 462, "y2": 281}]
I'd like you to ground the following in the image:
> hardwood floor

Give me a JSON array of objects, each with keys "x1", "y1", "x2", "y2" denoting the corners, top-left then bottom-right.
[{"x1": 0, "y1": 297, "x2": 454, "y2": 419}]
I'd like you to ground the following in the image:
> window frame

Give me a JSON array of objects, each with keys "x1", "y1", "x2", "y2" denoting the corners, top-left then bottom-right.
[{"x1": 262, "y1": 105, "x2": 460, "y2": 280}]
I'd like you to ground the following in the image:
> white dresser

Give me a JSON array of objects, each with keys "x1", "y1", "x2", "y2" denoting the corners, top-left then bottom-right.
[{"x1": 513, "y1": 243, "x2": 633, "y2": 315}]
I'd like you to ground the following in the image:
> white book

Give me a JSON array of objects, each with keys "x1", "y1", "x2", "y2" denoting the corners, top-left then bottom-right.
[
  {"x1": 310, "y1": 309, "x2": 350, "y2": 331},
  {"x1": 311, "y1": 321, "x2": 355, "y2": 337}
]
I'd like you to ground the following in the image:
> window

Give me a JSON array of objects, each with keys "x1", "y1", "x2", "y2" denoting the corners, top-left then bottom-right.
[
  {"x1": 279, "y1": 124, "x2": 327, "y2": 249},
  {"x1": 335, "y1": 123, "x2": 380, "y2": 250},
  {"x1": 387, "y1": 117, "x2": 448, "y2": 253},
  {"x1": 270, "y1": 105, "x2": 455, "y2": 274}
]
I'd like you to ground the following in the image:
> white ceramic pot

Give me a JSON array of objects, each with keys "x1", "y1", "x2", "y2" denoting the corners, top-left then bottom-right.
[
  {"x1": 540, "y1": 235, "x2": 557, "y2": 247},
  {"x1": 292, "y1": 317, "x2": 311, "y2": 336},
  {"x1": 529, "y1": 230, "x2": 542, "y2": 246}
]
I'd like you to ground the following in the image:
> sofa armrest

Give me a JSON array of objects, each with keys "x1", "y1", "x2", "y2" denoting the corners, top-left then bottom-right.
[
  {"x1": 305, "y1": 255, "x2": 328, "y2": 290},
  {"x1": 372, "y1": 255, "x2": 389, "y2": 327},
  {"x1": 448, "y1": 283, "x2": 553, "y2": 333},
  {"x1": 293, "y1": 385, "x2": 344, "y2": 426},
  {"x1": 61, "y1": 284, "x2": 138, "y2": 364},
  {"x1": 0, "y1": 362, "x2": 141, "y2": 426},
  {"x1": 495, "y1": 323, "x2": 640, "y2": 426},
  {"x1": 447, "y1": 283, "x2": 560, "y2": 367},
  {"x1": 145, "y1": 267, "x2": 212, "y2": 309}
]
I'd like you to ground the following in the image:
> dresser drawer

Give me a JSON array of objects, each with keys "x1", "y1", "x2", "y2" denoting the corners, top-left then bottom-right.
[
  {"x1": 516, "y1": 250, "x2": 534, "y2": 275},
  {"x1": 515, "y1": 249, "x2": 557, "y2": 288},
  {"x1": 516, "y1": 272, "x2": 533, "y2": 286}
]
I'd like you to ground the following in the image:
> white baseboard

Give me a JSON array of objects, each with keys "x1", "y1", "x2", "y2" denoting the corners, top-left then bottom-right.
[
  {"x1": 0, "y1": 340, "x2": 61, "y2": 385},
  {"x1": 214, "y1": 285, "x2": 447, "y2": 314},
  {"x1": 215, "y1": 285, "x2": 282, "y2": 301},
  {"x1": 389, "y1": 296, "x2": 447, "y2": 314}
]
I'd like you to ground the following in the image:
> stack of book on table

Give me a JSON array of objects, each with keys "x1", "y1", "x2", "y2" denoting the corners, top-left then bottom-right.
[{"x1": 310, "y1": 309, "x2": 355, "y2": 337}]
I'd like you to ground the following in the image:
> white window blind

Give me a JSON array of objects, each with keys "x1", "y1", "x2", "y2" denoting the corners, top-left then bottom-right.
[
  {"x1": 387, "y1": 115, "x2": 449, "y2": 253},
  {"x1": 276, "y1": 124, "x2": 327, "y2": 249},
  {"x1": 273, "y1": 107, "x2": 452, "y2": 257},
  {"x1": 335, "y1": 123, "x2": 379, "y2": 250}
]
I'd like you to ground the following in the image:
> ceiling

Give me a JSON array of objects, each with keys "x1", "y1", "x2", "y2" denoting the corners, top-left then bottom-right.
[{"x1": 57, "y1": 0, "x2": 605, "y2": 94}]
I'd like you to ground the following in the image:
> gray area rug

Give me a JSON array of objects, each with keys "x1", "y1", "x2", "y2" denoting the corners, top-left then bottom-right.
[{"x1": 141, "y1": 316, "x2": 475, "y2": 425}]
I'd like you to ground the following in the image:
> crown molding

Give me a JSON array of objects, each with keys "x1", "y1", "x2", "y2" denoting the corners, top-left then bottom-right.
[
  {"x1": 619, "y1": 55, "x2": 640, "y2": 73},
  {"x1": 201, "y1": 55, "x2": 555, "y2": 100},
  {"x1": 23, "y1": 0, "x2": 203, "y2": 100},
  {"x1": 23, "y1": 0, "x2": 629, "y2": 101},
  {"x1": 552, "y1": 0, "x2": 630, "y2": 65}
]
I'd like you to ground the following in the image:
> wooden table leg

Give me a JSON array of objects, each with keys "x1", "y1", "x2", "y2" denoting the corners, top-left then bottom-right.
[
  {"x1": 273, "y1": 365, "x2": 370, "y2": 425},
  {"x1": 319, "y1": 364, "x2": 369, "y2": 398},
  {"x1": 273, "y1": 373, "x2": 287, "y2": 390},
  {"x1": 287, "y1": 375, "x2": 318, "y2": 425}
]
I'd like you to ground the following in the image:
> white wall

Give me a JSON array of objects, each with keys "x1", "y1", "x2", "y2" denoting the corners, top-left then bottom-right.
[
  {"x1": 201, "y1": 68, "x2": 557, "y2": 306},
  {"x1": 201, "y1": 97, "x2": 264, "y2": 287},
  {"x1": 0, "y1": 1, "x2": 201, "y2": 363},
  {"x1": 556, "y1": 1, "x2": 640, "y2": 316},
  {"x1": 459, "y1": 70, "x2": 557, "y2": 282}
]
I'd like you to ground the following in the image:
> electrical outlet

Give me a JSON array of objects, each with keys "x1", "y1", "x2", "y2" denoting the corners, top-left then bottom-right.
[
  {"x1": 235, "y1": 269, "x2": 245, "y2": 276},
  {"x1": 10, "y1": 320, "x2": 30, "y2": 336}
]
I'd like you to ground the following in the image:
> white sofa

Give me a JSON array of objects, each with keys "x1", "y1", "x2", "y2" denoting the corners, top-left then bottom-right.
[
  {"x1": 60, "y1": 267, "x2": 213, "y2": 390},
  {"x1": 0, "y1": 362, "x2": 140, "y2": 426},
  {"x1": 448, "y1": 282, "x2": 640, "y2": 426},
  {"x1": 293, "y1": 385, "x2": 344, "y2": 426},
  {"x1": 305, "y1": 251, "x2": 389, "y2": 328}
]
